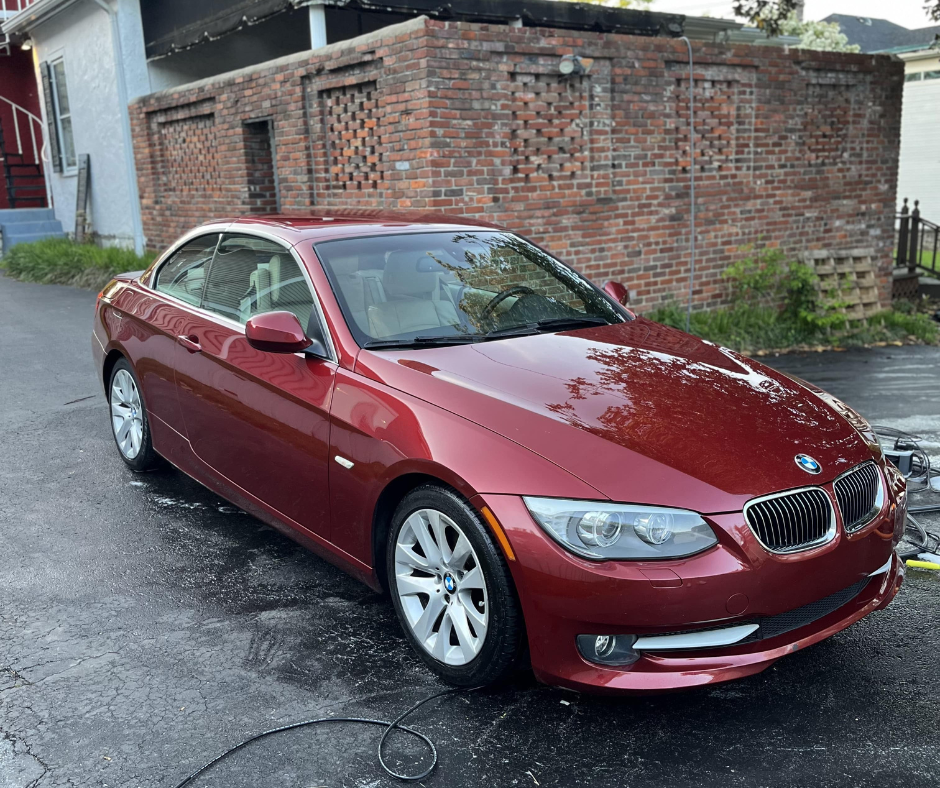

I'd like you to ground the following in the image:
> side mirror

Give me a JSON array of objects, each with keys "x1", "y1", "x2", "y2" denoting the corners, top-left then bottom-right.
[
  {"x1": 603, "y1": 280, "x2": 630, "y2": 306},
  {"x1": 245, "y1": 311, "x2": 313, "y2": 354}
]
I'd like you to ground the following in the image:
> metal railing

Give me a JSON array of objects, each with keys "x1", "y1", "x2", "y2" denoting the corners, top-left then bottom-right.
[
  {"x1": 0, "y1": 96, "x2": 44, "y2": 163},
  {"x1": 896, "y1": 198, "x2": 940, "y2": 277},
  {"x1": 0, "y1": 96, "x2": 50, "y2": 208},
  {"x1": 0, "y1": 0, "x2": 39, "y2": 14}
]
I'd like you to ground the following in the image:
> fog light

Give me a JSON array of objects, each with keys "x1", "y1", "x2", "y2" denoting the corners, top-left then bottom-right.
[
  {"x1": 594, "y1": 635, "x2": 614, "y2": 658},
  {"x1": 576, "y1": 634, "x2": 640, "y2": 666}
]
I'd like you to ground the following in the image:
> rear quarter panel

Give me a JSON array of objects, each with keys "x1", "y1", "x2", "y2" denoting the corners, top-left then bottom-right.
[{"x1": 98, "y1": 281, "x2": 187, "y2": 432}]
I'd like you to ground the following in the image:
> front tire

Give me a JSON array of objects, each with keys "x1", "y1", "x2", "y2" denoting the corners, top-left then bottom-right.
[
  {"x1": 387, "y1": 485, "x2": 525, "y2": 686},
  {"x1": 108, "y1": 359, "x2": 161, "y2": 472}
]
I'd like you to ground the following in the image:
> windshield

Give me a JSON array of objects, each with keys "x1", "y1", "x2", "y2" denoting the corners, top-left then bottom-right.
[{"x1": 313, "y1": 231, "x2": 626, "y2": 347}]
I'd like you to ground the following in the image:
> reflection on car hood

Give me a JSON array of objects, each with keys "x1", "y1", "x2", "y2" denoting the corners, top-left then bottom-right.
[{"x1": 355, "y1": 318, "x2": 873, "y2": 513}]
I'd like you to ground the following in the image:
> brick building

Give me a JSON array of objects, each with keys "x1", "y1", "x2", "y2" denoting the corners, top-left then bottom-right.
[{"x1": 128, "y1": 16, "x2": 903, "y2": 311}]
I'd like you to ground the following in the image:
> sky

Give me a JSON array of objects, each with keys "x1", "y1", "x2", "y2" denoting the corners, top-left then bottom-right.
[{"x1": 652, "y1": 0, "x2": 935, "y2": 30}]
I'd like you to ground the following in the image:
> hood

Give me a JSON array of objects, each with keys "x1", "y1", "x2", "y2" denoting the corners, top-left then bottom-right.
[{"x1": 355, "y1": 318, "x2": 874, "y2": 513}]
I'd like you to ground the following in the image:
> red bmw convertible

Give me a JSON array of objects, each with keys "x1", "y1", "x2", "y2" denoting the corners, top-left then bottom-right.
[{"x1": 93, "y1": 212, "x2": 905, "y2": 693}]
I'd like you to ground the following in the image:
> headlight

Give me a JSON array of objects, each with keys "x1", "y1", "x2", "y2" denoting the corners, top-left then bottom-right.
[{"x1": 523, "y1": 498, "x2": 718, "y2": 560}]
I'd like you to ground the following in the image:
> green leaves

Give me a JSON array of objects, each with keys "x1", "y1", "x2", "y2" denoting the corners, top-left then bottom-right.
[
  {"x1": 646, "y1": 245, "x2": 938, "y2": 352},
  {"x1": 1, "y1": 238, "x2": 156, "y2": 290}
]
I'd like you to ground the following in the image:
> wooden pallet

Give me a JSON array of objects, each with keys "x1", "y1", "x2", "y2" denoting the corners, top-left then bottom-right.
[{"x1": 802, "y1": 248, "x2": 882, "y2": 321}]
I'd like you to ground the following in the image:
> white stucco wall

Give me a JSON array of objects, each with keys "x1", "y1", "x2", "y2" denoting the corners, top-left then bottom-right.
[{"x1": 30, "y1": 0, "x2": 148, "y2": 247}]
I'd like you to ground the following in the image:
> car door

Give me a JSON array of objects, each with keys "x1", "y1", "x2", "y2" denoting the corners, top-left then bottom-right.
[
  {"x1": 172, "y1": 232, "x2": 336, "y2": 540},
  {"x1": 142, "y1": 232, "x2": 220, "y2": 434}
]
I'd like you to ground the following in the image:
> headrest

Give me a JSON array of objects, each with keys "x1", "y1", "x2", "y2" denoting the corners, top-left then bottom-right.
[
  {"x1": 330, "y1": 255, "x2": 359, "y2": 277},
  {"x1": 383, "y1": 250, "x2": 443, "y2": 297}
]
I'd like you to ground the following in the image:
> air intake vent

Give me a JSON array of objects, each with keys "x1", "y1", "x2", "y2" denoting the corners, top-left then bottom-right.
[
  {"x1": 744, "y1": 488, "x2": 834, "y2": 553},
  {"x1": 834, "y1": 462, "x2": 882, "y2": 532}
]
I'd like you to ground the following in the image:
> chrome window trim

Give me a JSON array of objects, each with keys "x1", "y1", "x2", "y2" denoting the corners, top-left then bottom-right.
[
  {"x1": 742, "y1": 486, "x2": 837, "y2": 554},
  {"x1": 146, "y1": 226, "x2": 337, "y2": 364},
  {"x1": 833, "y1": 460, "x2": 885, "y2": 533},
  {"x1": 147, "y1": 228, "x2": 224, "y2": 291}
]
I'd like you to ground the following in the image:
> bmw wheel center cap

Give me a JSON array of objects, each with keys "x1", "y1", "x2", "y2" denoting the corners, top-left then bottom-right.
[
  {"x1": 795, "y1": 454, "x2": 822, "y2": 474},
  {"x1": 443, "y1": 574, "x2": 457, "y2": 593}
]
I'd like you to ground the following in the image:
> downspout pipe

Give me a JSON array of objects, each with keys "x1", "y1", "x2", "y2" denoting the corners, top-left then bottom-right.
[
  {"x1": 91, "y1": 0, "x2": 144, "y2": 255},
  {"x1": 678, "y1": 36, "x2": 696, "y2": 334}
]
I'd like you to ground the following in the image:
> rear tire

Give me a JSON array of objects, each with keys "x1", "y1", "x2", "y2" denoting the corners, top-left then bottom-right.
[
  {"x1": 387, "y1": 485, "x2": 525, "y2": 687},
  {"x1": 108, "y1": 358, "x2": 161, "y2": 472}
]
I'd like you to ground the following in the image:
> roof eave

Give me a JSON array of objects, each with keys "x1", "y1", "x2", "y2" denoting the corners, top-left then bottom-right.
[{"x1": 1, "y1": 0, "x2": 82, "y2": 37}]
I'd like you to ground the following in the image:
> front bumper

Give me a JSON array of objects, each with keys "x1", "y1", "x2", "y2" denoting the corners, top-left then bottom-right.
[{"x1": 477, "y1": 493, "x2": 904, "y2": 694}]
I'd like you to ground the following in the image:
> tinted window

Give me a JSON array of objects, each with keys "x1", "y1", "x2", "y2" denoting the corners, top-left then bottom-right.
[
  {"x1": 314, "y1": 231, "x2": 624, "y2": 344},
  {"x1": 154, "y1": 234, "x2": 218, "y2": 306},
  {"x1": 202, "y1": 234, "x2": 315, "y2": 327}
]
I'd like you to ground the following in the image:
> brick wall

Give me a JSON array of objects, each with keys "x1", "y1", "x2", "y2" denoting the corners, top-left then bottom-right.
[{"x1": 129, "y1": 17, "x2": 903, "y2": 311}]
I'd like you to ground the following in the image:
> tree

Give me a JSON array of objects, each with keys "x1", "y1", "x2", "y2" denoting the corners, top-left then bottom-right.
[
  {"x1": 556, "y1": 0, "x2": 652, "y2": 8},
  {"x1": 779, "y1": 14, "x2": 860, "y2": 52},
  {"x1": 735, "y1": 0, "x2": 940, "y2": 35}
]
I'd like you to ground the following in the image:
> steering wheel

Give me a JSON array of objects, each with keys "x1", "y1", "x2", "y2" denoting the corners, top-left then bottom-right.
[{"x1": 480, "y1": 285, "x2": 536, "y2": 323}]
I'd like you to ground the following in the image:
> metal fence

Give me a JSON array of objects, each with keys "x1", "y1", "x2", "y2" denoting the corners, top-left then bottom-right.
[{"x1": 897, "y1": 198, "x2": 939, "y2": 277}]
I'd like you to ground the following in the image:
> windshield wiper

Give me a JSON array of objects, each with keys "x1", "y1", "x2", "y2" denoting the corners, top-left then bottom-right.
[
  {"x1": 534, "y1": 316, "x2": 610, "y2": 330},
  {"x1": 484, "y1": 316, "x2": 610, "y2": 339},
  {"x1": 362, "y1": 317, "x2": 612, "y2": 349},
  {"x1": 361, "y1": 335, "x2": 483, "y2": 350}
]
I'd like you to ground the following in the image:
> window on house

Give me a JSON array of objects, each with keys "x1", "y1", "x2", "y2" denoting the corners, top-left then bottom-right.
[
  {"x1": 49, "y1": 59, "x2": 77, "y2": 171},
  {"x1": 923, "y1": 70, "x2": 940, "y2": 80},
  {"x1": 905, "y1": 72, "x2": 923, "y2": 82}
]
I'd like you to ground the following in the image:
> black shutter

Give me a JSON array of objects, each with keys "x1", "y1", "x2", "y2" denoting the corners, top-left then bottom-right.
[{"x1": 39, "y1": 61, "x2": 62, "y2": 174}]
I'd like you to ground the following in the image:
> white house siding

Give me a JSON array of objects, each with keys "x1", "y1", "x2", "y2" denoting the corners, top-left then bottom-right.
[
  {"x1": 31, "y1": 0, "x2": 148, "y2": 248},
  {"x1": 897, "y1": 63, "x2": 940, "y2": 220}
]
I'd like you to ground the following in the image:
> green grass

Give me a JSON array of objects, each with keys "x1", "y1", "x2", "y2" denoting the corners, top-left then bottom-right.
[
  {"x1": 1, "y1": 237, "x2": 157, "y2": 291},
  {"x1": 647, "y1": 301, "x2": 939, "y2": 353},
  {"x1": 894, "y1": 248, "x2": 940, "y2": 273}
]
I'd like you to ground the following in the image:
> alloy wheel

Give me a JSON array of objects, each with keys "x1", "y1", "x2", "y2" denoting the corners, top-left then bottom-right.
[
  {"x1": 394, "y1": 508, "x2": 489, "y2": 666},
  {"x1": 110, "y1": 369, "x2": 143, "y2": 460}
]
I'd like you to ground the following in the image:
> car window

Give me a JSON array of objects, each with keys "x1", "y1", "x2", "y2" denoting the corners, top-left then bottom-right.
[
  {"x1": 314, "y1": 231, "x2": 624, "y2": 345},
  {"x1": 154, "y1": 234, "x2": 219, "y2": 306},
  {"x1": 201, "y1": 234, "x2": 315, "y2": 328}
]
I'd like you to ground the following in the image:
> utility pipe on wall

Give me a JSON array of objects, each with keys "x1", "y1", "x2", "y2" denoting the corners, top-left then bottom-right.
[
  {"x1": 91, "y1": 0, "x2": 145, "y2": 255},
  {"x1": 678, "y1": 36, "x2": 696, "y2": 334}
]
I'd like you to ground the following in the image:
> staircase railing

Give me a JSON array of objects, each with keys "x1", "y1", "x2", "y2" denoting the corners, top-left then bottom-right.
[
  {"x1": 0, "y1": 96, "x2": 50, "y2": 209},
  {"x1": 1, "y1": 1, "x2": 40, "y2": 14},
  {"x1": 896, "y1": 198, "x2": 939, "y2": 278}
]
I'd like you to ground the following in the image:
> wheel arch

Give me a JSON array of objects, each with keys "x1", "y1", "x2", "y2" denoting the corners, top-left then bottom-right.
[
  {"x1": 371, "y1": 470, "x2": 472, "y2": 593},
  {"x1": 102, "y1": 348, "x2": 126, "y2": 395}
]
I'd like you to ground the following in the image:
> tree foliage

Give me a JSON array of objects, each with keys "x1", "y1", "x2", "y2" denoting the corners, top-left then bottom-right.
[
  {"x1": 731, "y1": 0, "x2": 799, "y2": 36},
  {"x1": 734, "y1": 0, "x2": 940, "y2": 37},
  {"x1": 556, "y1": 0, "x2": 652, "y2": 7},
  {"x1": 779, "y1": 14, "x2": 860, "y2": 52}
]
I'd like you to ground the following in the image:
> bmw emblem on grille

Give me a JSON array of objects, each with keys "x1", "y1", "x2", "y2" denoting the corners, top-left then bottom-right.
[{"x1": 795, "y1": 454, "x2": 822, "y2": 474}]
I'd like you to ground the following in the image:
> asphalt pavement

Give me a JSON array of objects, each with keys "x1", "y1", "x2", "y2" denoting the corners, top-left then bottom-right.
[{"x1": 1, "y1": 273, "x2": 938, "y2": 788}]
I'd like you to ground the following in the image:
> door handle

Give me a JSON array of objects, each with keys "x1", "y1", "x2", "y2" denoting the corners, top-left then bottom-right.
[{"x1": 177, "y1": 334, "x2": 202, "y2": 353}]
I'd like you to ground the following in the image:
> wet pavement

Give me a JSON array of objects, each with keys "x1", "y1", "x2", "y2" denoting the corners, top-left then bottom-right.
[{"x1": 1, "y1": 273, "x2": 938, "y2": 788}]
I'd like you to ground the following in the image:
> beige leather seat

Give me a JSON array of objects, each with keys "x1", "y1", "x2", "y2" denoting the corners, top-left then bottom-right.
[
  {"x1": 368, "y1": 251, "x2": 460, "y2": 338},
  {"x1": 330, "y1": 255, "x2": 372, "y2": 332}
]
